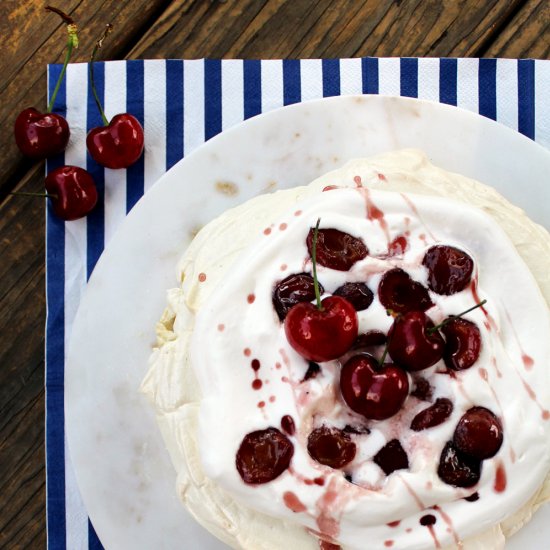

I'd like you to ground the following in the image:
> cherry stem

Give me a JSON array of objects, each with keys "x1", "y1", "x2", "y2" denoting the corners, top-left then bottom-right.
[
  {"x1": 311, "y1": 218, "x2": 323, "y2": 310},
  {"x1": 427, "y1": 299, "x2": 487, "y2": 334},
  {"x1": 9, "y1": 191, "x2": 58, "y2": 199},
  {"x1": 46, "y1": 7, "x2": 78, "y2": 113},
  {"x1": 89, "y1": 24, "x2": 113, "y2": 127}
]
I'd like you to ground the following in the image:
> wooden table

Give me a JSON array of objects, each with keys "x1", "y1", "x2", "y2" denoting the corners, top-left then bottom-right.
[{"x1": 1, "y1": 0, "x2": 548, "y2": 547}]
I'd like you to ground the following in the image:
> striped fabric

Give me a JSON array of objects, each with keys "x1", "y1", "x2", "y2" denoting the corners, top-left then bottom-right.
[{"x1": 46, "y1": 57, "x2": 550, "y2": 549}]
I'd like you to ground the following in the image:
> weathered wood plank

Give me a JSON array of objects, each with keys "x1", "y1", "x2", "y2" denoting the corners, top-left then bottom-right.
[
  {"x1": 0, "y1": 0, "x2": 172, "y2": 196},
  {"x1": 0, "y1": 164, "x2": 47, "y2": 549},
  {"x1": 127, "y1": 0, "x2": 525, "y2": 59},
  {"x1": 484, "y1": 0, "x2": 550, "y2": 58}
]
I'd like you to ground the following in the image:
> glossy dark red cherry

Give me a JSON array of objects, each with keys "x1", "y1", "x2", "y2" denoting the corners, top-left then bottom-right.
[
  {"x1": 273, "y1": 273, "x2": 324, "y2": 321},
  {"x1": 353, "y1": 330, "x2": 387, "y2": 350},
  {"x1": 387, "y1": 311, "x2": 445, "y2": 371},
  {"x1": 410, "y1": 377, "x2": 433, "y2": 401},
  {"x1": 378, "y1": 268, "x2": 433, "y2": 314},
  {"x1": 333, "y1": 282, "x2": 374, "y2": 311},
  {"x1": 441, "y1": 318, "x2": 482, "y2": 371},
  {"x1": 306, "y1": 228, "x2": 368, "y2": 271},
  {"x1": 307, "y1": 426, "x2": 356, "y2": 469},
  {"x1": 373, "y1": 439, "x2": 409, "y2": 475},
  {"x1": 423, "y1": 245, "x2": 474, "y2": 295},
  {"x1": 45, "y1": 166, "x2": 98, "y2": 221},
  {"x1": 438, "y1": 441, "x2": 481, "y2": 487},
  {"x1": 87, "y1": 113, "x2": 144, "y2": 169},
  {"x1": 284, "y1": 296, "x2": 358, "y2": 362},
  {"x1": 340, "y1": 354, "x2": 409, "y2": 420},
  {"x1": 14, "y1": 108, "x2": 70, "y2": 159},
  {"x1": 410, "y1": 398, "x2": 453, "y2": 431},
  {"x1": 453, "y1": 407, "x2": 503, "y2": 460},
  {"x1": 236, "y1": 428, "x2": 294, "y2": 484}
]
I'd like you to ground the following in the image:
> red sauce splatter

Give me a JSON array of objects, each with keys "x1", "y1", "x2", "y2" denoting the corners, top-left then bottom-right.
[
  {"x1": 251, "y1": 359, "x2": 261, "y2": 371},
  {"x1": 269, "y1": 395, "x2": 276, "y2": 403},
  {"x1": 494, "y1": 460, "x2": 507, "y2": 493},
  {"x1": 388, "y1": 235, "x2": 408, "y2": 256},
  {"x1": 387, "y1": 520, "x2": 400, "y2": 528},
  {"x1": 281, "y1": 415, "x2": 295, "y2": 435},
  {"x1": 314, "y1": 477, "x2": 325, "y2": 486},
  {"x1": 275, "y1": 362, "x2": 282, "y2": 369},
  {"x1": 243, "y1": 348, "x2": 251, "y2": 357},
  {"x1": 280, "y1": 263, "x2": 287, "y2": 271},
  {"x1": 247, "y1": 293, "x2": 255, "y2": 304},
  {"x1": 353, "y1": 175, "x2": 363, "y2": 187},
  {"x1": 323, "y1": 185, "x2": 339, "y2": 192},
  {"x1": 257, "y1": 400, "x2": 265, "y2": 408},
  {"x1": 384, "y1": 542, "x2": 394, "y2": 548},
  {"x1": 263, "y1": 227, "x2": 272, "y2": 235},
  {"x1": 294, "y1": 210, "x2": 302, "y2": 216},
  {"x1": 198, "y1": 272, "x2": 207, "y2": 282},
  {"x1": 283, "y1": 491, "x2": 306, "y2": 513},
  {"x1": 543, "y1": 410, "x2": 550, "y2": 420},
  {"x1": 319, "y1": 542, "x2": 341, "y2": 550},
  {"x1": 479, "y1": 368, "x2": 488, "y2": 381},
  {"x1": 252, "y1": 379, "x2": 263, "y2": 390},
  {"x1": 523, "y1": 354, "x2": 534, "y2": 370},
  {"x1": 279, "y1": 223, "x2": 288, "y2": 231},
  {"x1": 406, "y1": 528, "x2": 412, "y2": 533},
  {"x1": 217, "y1": 324, "x2": 225, "y2": 332},
  {"x1": 378, "y1": 173, "x2": 387, "y2": 182},
  {"x1": 470, "y1": 279, "x2": 489, "y2": 316}
]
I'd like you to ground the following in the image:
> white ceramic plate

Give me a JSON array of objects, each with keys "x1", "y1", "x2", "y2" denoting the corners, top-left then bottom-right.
[{"x1": 66, "y1": 95, "x2": 550, "y2": 550}]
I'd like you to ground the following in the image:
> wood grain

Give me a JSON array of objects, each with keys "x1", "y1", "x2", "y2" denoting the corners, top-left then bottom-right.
[
  {"x1": 0, "y1": 0, "x2": 547, "y2": 547},
  {"x1": 0, "y1": 165, "x2": 46, "y2": 550},
  {"x1": 0, "y1": 0, "x2": 172, "y2": 197},
  {"x1": 484, "y1": 0, "x2": 550, "y2": 58},
  {"x1": 127, "y1": 0, "x2": 525, "y2": 58}
]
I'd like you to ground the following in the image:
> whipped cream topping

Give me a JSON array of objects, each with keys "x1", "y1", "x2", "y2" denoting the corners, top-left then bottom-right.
[{"x1": 142, "y1": 150, "x2": 550, "y2": 550}]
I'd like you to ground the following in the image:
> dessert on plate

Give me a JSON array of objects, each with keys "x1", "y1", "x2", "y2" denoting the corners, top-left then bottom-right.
[{"x1": 141, "y1": 149, "x2": 550, "y2": 549}]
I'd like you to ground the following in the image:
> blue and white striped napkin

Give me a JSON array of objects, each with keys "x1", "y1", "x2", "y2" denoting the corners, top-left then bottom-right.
[{"x1": 46, "y1": 57, "x2": 550, "y2": 550}]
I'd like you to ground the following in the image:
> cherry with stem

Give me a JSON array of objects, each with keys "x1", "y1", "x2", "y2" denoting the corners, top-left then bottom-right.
[
  {"x1": 427, "y1": 300, "x2": 487, "y2": 334},
  {"x1": 86, "y1": 24, "x2": 145, "y2": 169},
  {"x1": 284, "y1": 219, "x2": 358, "y2": 362},
  {"x1": 14, "y1": 6, "x2": 78, "y2": 159}
]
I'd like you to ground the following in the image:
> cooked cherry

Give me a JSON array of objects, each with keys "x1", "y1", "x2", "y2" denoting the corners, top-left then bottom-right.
[
  {"x1": 441, "y1": 318, "x2": 482, "y2": 371},
  {"x1": 453, "y1": 407, "x2": 503, "y2": 460},
  {"x1": 273, "y1": 273, "x2": 324, "y2": 321},
  {"x1": 307, "y1": 426, "x2": 356, "y2": 469},
  {"x1": 378, "y1": 268, "x2": 433, "y2": 314},
  {"x1": 437, "y1": 441, "x2": 481, "y2": 487},
  {"x1": 302, "y1": 361, "x2": 321, "y2": 382},
  {"x1": 343, "y1": 424, "x2": 370, "y2": 435},
  {"x1": 353, "y1": 330, "x2": 387, "y2": 350},
  {"x1": 306, "y1": 228, "x2": 368, "y2": 271},
  {"x1": 284, "y1": 296, "x2": 358, "y2": 362},
  {"x1": 236, "y1": 428, "x2": 294, "y2": 484},
  {"x1": 333, "y1": 282, "x2": 373, "y2": 311},
  {"x1": 387, "y1": 311, "x2": 445, "y2": 371},
  {"x1": 410, "y1": 377, "x2": 433, "y2": 401},
  {"x1": 410, "y1": 398, "x2": 453, "y2": 431},
  {"x1": 373, "y1": 439, "x2": 409, "y2": 475},
  {"x1": 340, "y1": 354, "x2": 409, "y2": 420},
  {"x1": 423, "y1": 245, "x2": 474, "y2": 295}
]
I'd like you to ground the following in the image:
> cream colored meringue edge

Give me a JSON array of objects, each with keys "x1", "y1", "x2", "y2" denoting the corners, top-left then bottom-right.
[{"x1": 141, "y1": 149, "x2": 550, "y2": 550}]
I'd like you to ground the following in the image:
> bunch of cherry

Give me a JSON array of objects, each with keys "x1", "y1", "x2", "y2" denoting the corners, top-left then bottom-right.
[
  {"x1": 236, "y1": 223, "x2": 503, "y2": 490},
  {"x1": 13, "y1": 8, "x2": 144, "y2": 221}
]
